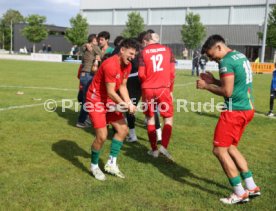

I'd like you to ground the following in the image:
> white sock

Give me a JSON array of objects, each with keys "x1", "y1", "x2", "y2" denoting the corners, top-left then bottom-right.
[
  {"x1": 156, "y1": 128, "x2": 162, "y2": 141},
  {"x1": 244, "y1": 177, "x2": 257, "y2": 190},
  {"x1": 91, "y1": 163, "x2": 99, "y2": 170},
  {"x1": 107, "y1": 156, "x2": 117, "y2": 166},
  {"x1": 129, "y1": 128, "x2": 136, "y2": 136},
  {"x1": 233, "y1": 183, "x2": 246, "y2": 196}
]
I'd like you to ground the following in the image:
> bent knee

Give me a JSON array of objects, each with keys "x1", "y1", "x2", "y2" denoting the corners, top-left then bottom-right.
[
  {"x1": 212, "y1": 147, "x2": 227, "y2": 157},
  {"x1": 96, "y1": 134, "x2": 107, "y2": 143},
  {"x1": 117, "y1": 125, "x2": 129, "y2": 137}
]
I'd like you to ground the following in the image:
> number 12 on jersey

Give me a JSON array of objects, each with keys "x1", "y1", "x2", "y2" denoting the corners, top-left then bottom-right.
[{"x1": 150, "y1": 54, "x2": 164, "y2": 72}]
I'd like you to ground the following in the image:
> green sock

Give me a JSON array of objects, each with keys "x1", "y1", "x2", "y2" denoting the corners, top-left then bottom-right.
[
  {"x1": 229, "y1": 176, "x2": 246, "y2": 196},
  {"x1": 110, "y1": 138, "x2": 123, "y2": 157},
  {"x1": 228, "y1": 176, "x2": 242, "y2": 187},
  {"x1": 240, "y1": 171, "x2": 253, "y2": 180},
  {"x1": 91, "y1": 149, "x2": 100, "y2": 165}
]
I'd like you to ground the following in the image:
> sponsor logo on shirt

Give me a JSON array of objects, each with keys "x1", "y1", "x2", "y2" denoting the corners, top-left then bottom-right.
[
  {"x1": 145, "y1": 48, "x2": 166, "y2": 54},
  {"x1": 219, "y1": 67, "x2": 227, "y2": 74}
]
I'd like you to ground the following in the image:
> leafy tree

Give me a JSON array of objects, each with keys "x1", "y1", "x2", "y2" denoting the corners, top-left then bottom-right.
[
  {"x1": 181, "y1": 12, "x2": 206, "y2": 54},
  {"x1": 65, "y1": 14, "x2": 88, "y2": 47},
  {"x1": 266, "y1": 5, "x2": 276, "y2": 49},
  {"x1": 122, "y1": 12, "x2": 145, "y2": 38},
  {"x1": 22, "y1": 14, "x2": 48, "y2": 53},
  {"x1": 0, "y1": 9, "x2": 24, "y2": 50}
]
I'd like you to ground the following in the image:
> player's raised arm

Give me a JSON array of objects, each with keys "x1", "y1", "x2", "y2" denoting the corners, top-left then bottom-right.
[
  {"x1": 197, "y1": 75, "x2": 234, "y2": 97},
  {"x1": 169, "y1": 49, "x2": 176, "y2": 92}
]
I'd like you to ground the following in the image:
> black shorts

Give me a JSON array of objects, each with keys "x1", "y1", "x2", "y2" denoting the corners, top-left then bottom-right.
[
  {"x1": 270, "y1": 90, "x2": 276, "y2": 98},
  {"x1": 127, "y1": 76, "x2": 141, "y2": 106}
]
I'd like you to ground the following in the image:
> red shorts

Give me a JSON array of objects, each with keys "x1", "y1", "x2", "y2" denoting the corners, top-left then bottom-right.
[
  {"x1": 142, "y1": 88, "x2": 173, "y2": 118},
  {"x1": 87, "y1": 100, "x2": 124, "y2": 129},
  {"x1": 213, "y1": 110, "x2": 254, "y2": 147}
]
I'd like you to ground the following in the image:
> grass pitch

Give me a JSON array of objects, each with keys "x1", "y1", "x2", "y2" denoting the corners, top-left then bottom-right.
[{"x1": 0, "y1": 59, "x2": 275, "y2": 210}]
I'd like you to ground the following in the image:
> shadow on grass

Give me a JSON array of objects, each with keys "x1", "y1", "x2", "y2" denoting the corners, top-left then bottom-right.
[
  {"x1": 55, "y1": 106, "x2": 85, "y2": 128},
  {"x1": 55, "y1": 106, "x2": 116, "y2": 139},
  {"x1": 52, "y1": 140, "x2": 103, "y2": 176},
  {"x1": 122, "y1": 142, "x2": 231, "y2": 196}
]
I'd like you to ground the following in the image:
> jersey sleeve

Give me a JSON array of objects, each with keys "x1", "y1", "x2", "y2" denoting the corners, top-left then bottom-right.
[
  {"x1": 138, "y1": 51, "x2": 146, "y2": 82},
  {"x1": 219, "y1": 59, "x2": 234, "y2": 78},
  {"x1": 104, "y1": 63, "x2": 117, "y2": 83},
  {"x1": 124, "y1": 64, "x2": 132, "y2": 79},
  {"x1": 169, "y1": 48, "x2": 176, "y2": 92}
]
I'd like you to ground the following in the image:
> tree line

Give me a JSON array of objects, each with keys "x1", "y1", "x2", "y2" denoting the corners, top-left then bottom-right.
[{"x1": 1, "y1": 7, "x2": 276, "y2": 54}]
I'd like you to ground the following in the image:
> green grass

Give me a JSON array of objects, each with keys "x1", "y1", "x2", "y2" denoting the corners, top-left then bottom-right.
[{"x1": 0, "y1": 59, "x2": 275, "y2": 210}]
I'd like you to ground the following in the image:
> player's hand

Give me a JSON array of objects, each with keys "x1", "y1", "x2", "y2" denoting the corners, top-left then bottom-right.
[
  {"x1": 200, "y1": 71, "x2": 215, "y2": 84},
  {"x1": 86, "y1": 43, "x2": 93, "y2": 52},
  {"x1": 196, "y1": 79, "x2": 207, "y2": 89},
  {"x1": 128, "y1": 103, "x2": 137, "y2": 114},
  {"x1": 95, "y1": 55, "x2": 101, "y2": 61}
]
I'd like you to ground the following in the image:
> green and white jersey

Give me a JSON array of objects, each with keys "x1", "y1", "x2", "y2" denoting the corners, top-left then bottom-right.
[{"x1": 219, "y1": 50, "x2": 254, "y2": 110}]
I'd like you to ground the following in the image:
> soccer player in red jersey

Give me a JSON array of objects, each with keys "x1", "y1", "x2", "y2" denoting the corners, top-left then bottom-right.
[
  {"x1": 86, "y1": 39, "x2": 138, "y2": 181},
  {"x1": 138, "y1": 32, "x2": 175, "y2": 160}
]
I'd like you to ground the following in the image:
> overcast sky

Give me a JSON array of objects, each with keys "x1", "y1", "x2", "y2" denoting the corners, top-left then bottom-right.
[{"x1": 0, "y1": 0, "x2": 80, "y2": 27}]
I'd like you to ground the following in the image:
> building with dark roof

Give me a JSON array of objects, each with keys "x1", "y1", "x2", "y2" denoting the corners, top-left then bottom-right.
[
  {"x1": 80, "y1": 0, "x2": 276, "y2": 61},
  {"x1": 13, "y1": 23, "x2": 72, "y2": 54}
]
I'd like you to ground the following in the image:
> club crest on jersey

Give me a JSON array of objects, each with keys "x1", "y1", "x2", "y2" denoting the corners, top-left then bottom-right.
[
  {"x1": 219, "y1": 67, "x2": 227, "y2": 74},
  {"x1": 116, "y1": 74, "x2": 120, "y2": 79}
]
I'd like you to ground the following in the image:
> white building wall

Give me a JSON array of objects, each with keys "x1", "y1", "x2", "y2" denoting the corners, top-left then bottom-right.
[
  {"x1": 150, "y1": 9, "x2": 186, "y2": 25},
  {"x1": 80, "y1": 0, "x2": 276, "y2": 26},
  {"x1": 232, "y1": 6, "x2": 266, "y2": 25},
  {"x1": 83, "y1": 10, "x2": 113, "y2": 25},
  {"x1": 80, "y1": 0, "x2": 275, "y2": 10},
  {"x1": 115, "y1": 10, "x2": 148, "y2": 25},
  {"x1": 191, "y1": 7, "x2": 230, "y2": 25}
]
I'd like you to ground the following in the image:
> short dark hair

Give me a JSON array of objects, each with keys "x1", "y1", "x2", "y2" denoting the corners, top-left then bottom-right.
[
  {"x1": 120, "y1": 38, "x2": 139, "y2": 51},
  {"x1": 114, "y1": 36, "x2": 124, "y2": 47},
  {"x1": 146, "y1": 29, "x2": 155, "y2": 34},
  {"x1": 143, "y1": 31, "x2": 152, "y2": 42},
  {"x1": 98, "y1": 31, "x2": 110, "y2": 40},
  {"x1": 137, "y1": 31, "x2": 147, "y2": 43},
  {"x1": 87, "y1": 34, "x2": 97, "y2": 43},
  {"x1": 201, "y1": 34, "x2": 225, "y2": 54}
]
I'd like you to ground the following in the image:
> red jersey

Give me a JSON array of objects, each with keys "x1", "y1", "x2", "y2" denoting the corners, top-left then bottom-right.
[
  {"x1": 138, "y1": 43, "x2": 175, "y2": 90},
  {"x1": 86, "y1": 54, "x2": 131, "y2": 103}
]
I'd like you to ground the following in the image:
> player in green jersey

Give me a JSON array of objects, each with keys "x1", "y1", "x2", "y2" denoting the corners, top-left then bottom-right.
[{"x1": 197, "y1": 35, "x2": 260, "y2": 205}]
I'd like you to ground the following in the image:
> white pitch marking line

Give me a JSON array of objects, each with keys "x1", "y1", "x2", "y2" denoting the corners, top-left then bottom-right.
[
  {"x1": 174, "y1": 82, "x2": 195, "y2": 87},
  {"x1": 0, "y1": 99, "x2": 76, "y2": 112},
  {"x1": 0, "y1": 85, "x2": 77, "y2": 92},
  {"x1": 0, "y1": 82, "x2": 273, "y2": 119}
]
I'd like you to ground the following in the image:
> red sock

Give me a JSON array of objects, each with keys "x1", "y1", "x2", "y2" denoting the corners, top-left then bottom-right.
[
  {"x1": 162, "y1": 124, "x2": 172, "y2": 148},
  {"x1": 147, "y1": 124, "x2": 157, "y2": 151}
]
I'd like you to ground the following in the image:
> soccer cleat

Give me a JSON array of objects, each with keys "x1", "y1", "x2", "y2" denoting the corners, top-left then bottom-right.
[
  {"x1": 147, "y1": 149, "x2": 159, "y2": 158},
  {"x1": 267, "y1": 112, "x2": 274, "y2": 117},
  {"x1": 85, "y1": 118, "x2": 92, "y2": 125},
  {"x1": 220, "y1": 192, "x2": 249, "y2": 205},
  {"x1": 90, "y1": 166, "x2": 106, "y2": 181},
  {"x1": 247, "y1": 186, "x2": 261, "y2": 198},
  {"x1": 104, "y1": 163, "x2": 125, "y2": 179},
  {"x1": 126, "y1": 133, "x2": 138, "y2": 143},
  {"x1": 159, "y1": 145, "x2": 174, "y2": 161},
  {"x1": 76, "y1": 122, "x2": 90, "y2": 128}
]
